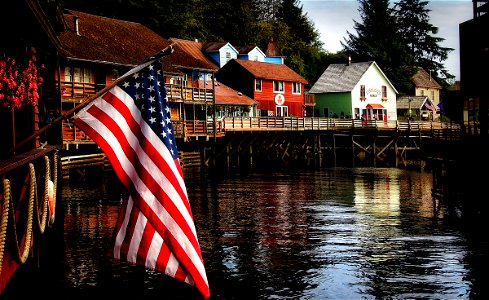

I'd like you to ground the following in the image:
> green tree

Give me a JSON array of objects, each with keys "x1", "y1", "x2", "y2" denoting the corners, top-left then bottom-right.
[
  {"x1": 61, "y1": 0, "x2": 330, "y2": 86},
  {"x1": 341, "y1": 0, "x2": 416, "y2": 94},
  {"x1": 394, "y1": 0, "x2": 454, "y2": 87},
  {"x1": 274, "y1": 0, "x2": 326, "y2": 85}
]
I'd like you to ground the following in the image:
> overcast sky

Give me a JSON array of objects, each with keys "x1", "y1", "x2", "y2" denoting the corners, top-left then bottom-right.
[{"x1": 299, "y1": 0, "x2": 473, "y2": 81}]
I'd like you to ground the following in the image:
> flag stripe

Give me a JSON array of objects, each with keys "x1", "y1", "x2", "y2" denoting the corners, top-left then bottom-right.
[
  {"x1": 74, "y1": 59, "x2": 210, "y2": 299},
  {"x1": 82, "y1": 91, "x2": 200, "y2": 246},
  {"x1": 115, "y1": 196, "x2": 187, "y2": 279},
  {"x1": 75, "y1": 102, "x2": 207, "y2": 285}
]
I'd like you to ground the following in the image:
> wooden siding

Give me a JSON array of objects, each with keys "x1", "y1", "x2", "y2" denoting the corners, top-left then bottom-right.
[
  {"x1": 59, "y1": 64, "x2": 216, "y2": 145},
  {"x1": 254, "y1": 80, "x2": 304, "y2": 116}
]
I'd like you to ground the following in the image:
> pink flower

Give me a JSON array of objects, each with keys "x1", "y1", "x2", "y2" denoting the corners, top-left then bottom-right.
[{"x1": 0, "y1": 57, "x2": 43, "y2": 108}]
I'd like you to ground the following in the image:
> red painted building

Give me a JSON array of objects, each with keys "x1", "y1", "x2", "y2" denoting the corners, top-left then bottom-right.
[{"x1": 216, "y1": 59, "x2": 308, "y2": 117}]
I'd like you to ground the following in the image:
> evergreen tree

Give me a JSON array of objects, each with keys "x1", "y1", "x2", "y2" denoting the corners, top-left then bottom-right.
[
  {"x1": 341, "y1": 0, "x2": 416, "y2": 94},
  {"x1": 60, "y1": 0, "x2": 330, "y2": 87},
  {"x1": 394, "y1": 0, "x2": 454, "y2": 87},
  {"x1": 274, "y1": 0, "x2": 326, "y2": 84}
]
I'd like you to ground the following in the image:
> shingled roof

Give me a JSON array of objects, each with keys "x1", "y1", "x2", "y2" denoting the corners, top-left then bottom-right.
[
  {"x1": 196, "y1": 80, "x2": 257, "y2": 105},
  {"x1": 225, "y1": 59, "x2": 308, "y2": 84},
  {"x1": 310, "y1": 61, "x2": 368, "y2": 93},
  {"x1": 397, "y1": 95, "x2": 436, "y2": 111},
  {"x1": 167, "y1": 38, "x2": 219, "y2": 72},
  {"x1": 234, "y1": 45, "x2": 260, "y2": 54},
  {"x1": 59, "y1": 10, "x2": 172, "y2": 67},
  {"x1": 412, "y1": 67, "x2": 442, "y2": 89},
  {"x1": 201, "y1": 41, "x2": 228, "y2": 52}
]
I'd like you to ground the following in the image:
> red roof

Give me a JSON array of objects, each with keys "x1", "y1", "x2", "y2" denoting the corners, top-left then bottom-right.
[
  {"x1": 196, "y1": 80, "x2": 257, "y2": 105},
  {"x1": 230, "y1": 59, "x2": 308, "y2": 84},
  {"x1": 59, "y1": 10, "x2": 172, "y2": 67},
  {"x1": 166, "y1": 38, "x2": 219, "y2": 71}
]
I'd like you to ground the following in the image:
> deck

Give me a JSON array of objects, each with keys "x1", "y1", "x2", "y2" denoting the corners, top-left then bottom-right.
[{"x1": 59, "y1": 116, "x2": 464, "y2": 173}]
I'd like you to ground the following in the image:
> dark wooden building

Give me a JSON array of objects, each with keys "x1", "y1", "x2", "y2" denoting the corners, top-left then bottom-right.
[
  {"x1": 0, "y1": 0, "x2": 64, "y2": 293},
  {"x1": 460, "y1": 0, "x2": 489, "y2": 136}
]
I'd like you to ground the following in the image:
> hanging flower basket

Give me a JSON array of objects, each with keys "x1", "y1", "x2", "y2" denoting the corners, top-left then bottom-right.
[
  {"x1": 0, "y1": 57, "x2": 44, "y2": 109},
  {"x1": 0, "y1": 57, "x2": 44, "y2": 153}
]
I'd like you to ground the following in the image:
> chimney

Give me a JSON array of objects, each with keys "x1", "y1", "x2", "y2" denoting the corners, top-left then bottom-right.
[{"x1": 73, "y1": 16, "x2": 80, "y2": 35}]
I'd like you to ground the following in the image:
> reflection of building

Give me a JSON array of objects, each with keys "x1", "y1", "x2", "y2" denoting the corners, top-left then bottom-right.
[
  {"x1": 353, "y1": 171, "x2": 400, "y2": 218},
  {"x1": 460, "y1": 1, "x2": 488, "y2": 136}
]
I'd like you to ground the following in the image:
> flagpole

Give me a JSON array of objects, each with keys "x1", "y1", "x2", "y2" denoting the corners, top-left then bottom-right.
[{"x1": 11, "y1": 44, "x2": 175, "y2": 154}]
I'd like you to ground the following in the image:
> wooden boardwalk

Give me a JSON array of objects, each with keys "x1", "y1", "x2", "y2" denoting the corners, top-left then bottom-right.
[
  {"x1": 60, "y1": 116, "x2": 464, "y2": 174},
  {"x1": 221, "y1": 116, "x2": 461, "y2": 138},
  {"x1": 203, "y1": 117, "x2": 464, "y2": 170}
]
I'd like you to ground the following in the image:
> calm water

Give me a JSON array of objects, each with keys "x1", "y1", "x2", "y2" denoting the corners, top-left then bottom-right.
[{"x1": 3, "y1": 167, "x2": 488, "y2": 299}]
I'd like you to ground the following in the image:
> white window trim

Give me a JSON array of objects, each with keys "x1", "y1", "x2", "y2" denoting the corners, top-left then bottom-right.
[
  {"x1": 292, "y1": 82, "x2": 301, "y2": 94},
  {"x1": 255, "y1": 79, "x2": 262, "y2": 91},
  {"x1": 276, "y1": 105, "x2": 288, "y2": 117},
  {"x1": 273, "y1": 80, "x2": 284, "y2": 93}
]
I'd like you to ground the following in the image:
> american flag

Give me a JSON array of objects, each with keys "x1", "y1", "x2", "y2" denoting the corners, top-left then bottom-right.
[{"x1": 73, "y1": 58, "x2": 210, "y2": 299}]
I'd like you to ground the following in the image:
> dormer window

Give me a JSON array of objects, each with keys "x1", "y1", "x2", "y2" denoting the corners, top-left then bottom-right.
[{"x1": 225, "y1": 51, "x2": 232, "y2": 62}]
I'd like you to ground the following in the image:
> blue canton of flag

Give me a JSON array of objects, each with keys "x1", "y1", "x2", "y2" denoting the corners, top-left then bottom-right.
[{"x1": 119, "y1": 60, "x2": 179, "y2": 159}]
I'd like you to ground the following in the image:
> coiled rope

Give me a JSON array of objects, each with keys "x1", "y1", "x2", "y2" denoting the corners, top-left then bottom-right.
[
  {"x1": 37, "y1": 156, "x2": 50, "y2": 234},
  {"x1": 0, "y1": 179, "x2": 11, "y2": 275},
  {"x1": 10, "y1": 163, "x2": 35, "y2": 264},
  {"x1": 0, "y1": 152, "x2": 58, "y2": 274}
]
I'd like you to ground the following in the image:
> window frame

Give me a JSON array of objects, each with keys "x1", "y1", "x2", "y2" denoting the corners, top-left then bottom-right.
[
  {"x1": 292, "y1": 82, "x2": 301, "y2": 94},
  {"x1": 255, "y1": 79, "x2": 262, "y2": 91},
  {"x1": 273, "y1": 80, "x2": 284, "y2": 93},
  {"x1": 360, "y1": 85, "x2": 366, "y2": 99}
]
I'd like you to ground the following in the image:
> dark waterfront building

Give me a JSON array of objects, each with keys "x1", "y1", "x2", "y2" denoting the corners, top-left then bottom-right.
[
  {"x1": 443, "y1": 0, "x2": 489, "y2": 220},
  {"x1": 460, "y1": 0, "x2": 489, "y2": 137}
]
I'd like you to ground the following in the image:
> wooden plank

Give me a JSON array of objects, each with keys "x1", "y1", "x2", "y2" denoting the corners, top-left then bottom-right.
[{"x1": 0, "y1": 146, "x2": 57, "y2": 175}]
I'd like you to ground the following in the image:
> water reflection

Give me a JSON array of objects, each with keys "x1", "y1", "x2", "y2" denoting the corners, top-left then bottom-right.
[{"x1": 4, "y1": 167, "x2": 486, "y2": 299}]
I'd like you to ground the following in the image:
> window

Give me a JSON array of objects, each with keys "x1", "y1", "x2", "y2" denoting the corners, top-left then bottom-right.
[
  {"x1": 73, "y1": 67, "x2": 82, "y2": 82},
  {"x1": 431, "y1": 90, "x2": 435, "y2": 101},
  {"x1": 111, "y1": 69, "x2": 119, "y2": 82},
  {"x1": 70, "y1": 67, "x2": 92, "y2": 83},
  {"x1": 382, "y1": 85, "x2": 387, "y2": 100},
  {"x1": 64, "y1": 67, "x2": 72, "y2": 82},
  {"x1": 276, "y1": 106, "x2": 288, "y2": 117},
  {"x1": 360, "y1": 85, "x2": 366, "y2": 99},
  {"x1": 273, "y1": 80, "x2": 284, "y2": 93},
  {"x1": 292, "y1": 82, "x2": 301, "y2": 94},
  {"x1": 225, "y1": 51, "x2": 232, "y2": 62},
  {"x1": 253, "y1": 55, "x2": 259, "y2": 61},
  {"x1": 255, "y1": 79, "x2": 262, "y2": 91},
  {"x1": 83, "y1": 68, "x2": 92, "y2": 83}
]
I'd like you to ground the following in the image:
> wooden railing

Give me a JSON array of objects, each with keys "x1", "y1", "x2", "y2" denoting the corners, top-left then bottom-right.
[
  {"x1": 62, "y1": 120, "x2": 94, "y2": 144},
  {"x1": 60, "y1": 81, "x2": 105, "y2": 102},
  {"x1": 61, "y1": 114, "x2": 464, "y2": 144},
  {"x1": 304, "y1": 93, "x2": 315, "y2": 106},
  {"x1": 221, "y1": 116, "x2": 463, "y2": 138},
  {"x1": 163, "y1": 84, "x2": 214, "y2": 103},
  {"x1": 60, "y1": 81, "x2": 214, "y2": 104}
]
